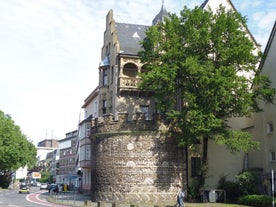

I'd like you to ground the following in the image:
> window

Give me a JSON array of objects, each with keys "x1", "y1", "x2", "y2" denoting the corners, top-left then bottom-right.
[
  {"x1": 191, "y1": 157, "x2": 201, "y2": 177},
  {"x1": 106, "y1": 43, "x2": 110, "y2": 55},
  {"x1": 103, "y1": 69, "x2": 108, "y2": 85},
  {"x1": 85, "y1": 122, "x2": 90, "y2": 137},
  {"x1": 123, "y1": 63, "x2": 138, "y2": 77},
  {"x1": 140, "y1": 105, "x2": 149, "y2": 120},
  {"x1": 94, "y1": 101, "x2": 98, "y2": 117},
  {"x1": 102, "y1": 100, "x2": 107, "y2": 114},
  {"x1": 110, "y1": 93, "x2": 113, "y2": 110},
  {"x1": 267, "y1": 122, "x2": 274, "y2": 134},
  {"x1": 80, "y1": 145, "x2": 85, "y2": 161},
  {"x1": 111, "y1": 66, "x2": 114, "y2": 84},
  {"x1": 270, "y1": 151, "x2": 276, "y2": 161},
  {"x1": 85, "y1": 145, "x2": 91, "y2": 160},
  {"x1": 141, "y1": 65, "x2": 149, "y2": 73},
  {"x1": 106, "y1": 45, "x2": 109, "y2": 55}
]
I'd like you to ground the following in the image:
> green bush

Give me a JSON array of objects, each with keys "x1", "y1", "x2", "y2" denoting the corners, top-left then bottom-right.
[
  {"x1": 238, "y1": 194, "x2": 272, "y2": 207},
  {"x1": 187, "y1": 179, "x2": 201, "y2": 202},
  {"x1": 0, "y1": 174, "x2": 11, "y2": 188},
  {"x1": 217, "y1": 176, "x2": 241, "y2": 203},
  {"x1": 217, "y1": 169, "x2": 264, "y2": 203},
  {"x1": 236, "y1": 169, "x2": 262, "y2": 195}
]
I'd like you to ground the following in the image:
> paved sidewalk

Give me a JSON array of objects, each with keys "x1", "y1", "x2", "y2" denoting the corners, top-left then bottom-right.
[
  {"x1": 47, "y1": 192, "x2": 245, "y2": 207},
  {"x1": 47, "y1": 191, "x2": 93, "y2": 207}
]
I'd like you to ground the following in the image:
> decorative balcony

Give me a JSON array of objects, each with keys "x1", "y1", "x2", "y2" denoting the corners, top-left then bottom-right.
[{"x1": 119, "y1": 77, "x2": 141, "y2": 90}]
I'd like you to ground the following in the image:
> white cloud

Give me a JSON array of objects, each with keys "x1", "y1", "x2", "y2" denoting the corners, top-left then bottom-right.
[
  {"x1": 251, "y1": 10, "x2": 276, "y2": 47},
  {"x1": 255, "y1": 11, "x2": 276, "y2": 29}
]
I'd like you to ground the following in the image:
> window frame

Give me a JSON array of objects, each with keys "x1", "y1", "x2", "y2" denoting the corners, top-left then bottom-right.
[{"x1": 191, "y1": 157, "x2": 201, "y2": 177}]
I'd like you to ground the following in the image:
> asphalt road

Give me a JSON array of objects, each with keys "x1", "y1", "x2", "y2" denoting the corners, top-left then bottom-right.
[{"x1": 0, "y1": 186, "x2": 71, "y2": 207}]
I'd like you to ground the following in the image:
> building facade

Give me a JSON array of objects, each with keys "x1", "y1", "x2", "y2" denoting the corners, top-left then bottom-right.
[
  {"x1": 248, "y1": 21, "x2": 276, "y2": 194},
  {"x1": 93, "y1": 0, "x2": 261, "y2": 195},
  {"x1": 73, "y1": 0, "x2": 271, "y2": 203},
  {"x1": 37, "y1": 139, "x2": 59, "y2": 148},
  {"x1": 76, "y1": 87, "x2": 99, "y2": 193},
  {"x1": 58, "y1": 130, "x2": 78, "y2": 188}
]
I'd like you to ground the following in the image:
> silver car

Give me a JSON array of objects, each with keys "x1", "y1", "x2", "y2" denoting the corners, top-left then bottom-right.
[{"x1": 40, "y1": 183, "x2": 48, "y2": 190}]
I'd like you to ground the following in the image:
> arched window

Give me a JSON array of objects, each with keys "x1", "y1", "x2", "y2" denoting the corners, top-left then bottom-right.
[
  {"x1": 123, "y1": 63, "x2": 138, "y2": 77},
  {"x1": 141, "y1": 65, "x2": 149, "y2": 73}
]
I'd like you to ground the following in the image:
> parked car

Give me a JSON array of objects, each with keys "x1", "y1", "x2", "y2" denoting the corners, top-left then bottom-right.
[
  {"x1": 35, "y1": 181, "x2": 41, "y2": 187},
  {"x1": 48, "y1": 183, "x2": 59, "y2": 193},
  {"x1": 18, "y1": 183, "x2": 30, "y2": 194},
  {"x1": 40, "y1": 183, "x2": 48, "y2": 190}
]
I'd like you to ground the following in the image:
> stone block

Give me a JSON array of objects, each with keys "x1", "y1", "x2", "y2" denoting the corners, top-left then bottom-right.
[{"x1": 84, "y1": 200, "x2": 92, "y2": 206}]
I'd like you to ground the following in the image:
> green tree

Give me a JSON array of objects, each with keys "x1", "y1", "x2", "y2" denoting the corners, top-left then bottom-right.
[
  {"x1": 40, "y1": 169, "x2": 51, "y2": 183},
  {"x1": 0, "y1": 110, "x2": 37, "y2": 188},
  {"x1": 139, "y1": 6, "x2": 275, "y2": 187}
]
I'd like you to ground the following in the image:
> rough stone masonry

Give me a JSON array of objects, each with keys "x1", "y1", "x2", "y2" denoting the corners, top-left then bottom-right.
[{"x1": 90, "y1": 113, "x2": 186, "y2": 204}]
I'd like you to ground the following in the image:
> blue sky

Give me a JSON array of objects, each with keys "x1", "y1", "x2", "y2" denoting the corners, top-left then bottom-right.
[{"x1": 0, "y1": 0, "x2": 275, "y2": 145}]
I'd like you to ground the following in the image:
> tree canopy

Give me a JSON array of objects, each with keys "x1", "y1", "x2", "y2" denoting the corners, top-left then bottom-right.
[
  {"x1": 138, "y1": 6, "x2": 275, "y2": 152},
  {"x1": 0, "y1": 110, "x2": 37, "y2": 175}
]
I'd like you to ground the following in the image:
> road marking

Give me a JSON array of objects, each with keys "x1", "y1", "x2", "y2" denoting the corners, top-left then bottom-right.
[{"x1": 26, "y1": 192, "x2": 70, "y2": 207}]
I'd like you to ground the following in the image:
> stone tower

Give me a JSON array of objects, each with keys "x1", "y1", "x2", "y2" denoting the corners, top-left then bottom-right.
[{"x1": 92, "y1": 4, "x2": 187, "y2": 204}]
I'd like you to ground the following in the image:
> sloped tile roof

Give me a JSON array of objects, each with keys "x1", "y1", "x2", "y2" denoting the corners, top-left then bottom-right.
[{"x1": 115, "y1": 22, "x2": 148, "y2": 55}]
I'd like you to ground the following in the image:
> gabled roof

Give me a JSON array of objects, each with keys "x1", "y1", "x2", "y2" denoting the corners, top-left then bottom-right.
[
  {"x1": 200, "y1": 0, "x2": 237, "y2": 11},
  {"x1": 115, "y1": 0, "x2": 260, "y2": 56},
  {"x1": 115, "y1": 22, "x2": 148, "y2": 55},
  {"x1": 82, "y1": 86, "x2": 99, "y2": 108},
  {"x1": 200, "y1": 0, "x2": 260, "y2": 48},
  {"x1": 258, "y1": 21, "x2": 276, "y2": 70}
]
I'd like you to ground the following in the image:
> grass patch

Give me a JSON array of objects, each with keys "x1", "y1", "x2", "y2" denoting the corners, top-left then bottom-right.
[{"x1": 185, "y1": 203, "x2": 251, "y2": 207}]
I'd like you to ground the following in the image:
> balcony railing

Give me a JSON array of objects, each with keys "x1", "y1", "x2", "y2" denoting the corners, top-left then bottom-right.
[{"x1": 119, "y1": 77, "x2": 141, "y2": 90}]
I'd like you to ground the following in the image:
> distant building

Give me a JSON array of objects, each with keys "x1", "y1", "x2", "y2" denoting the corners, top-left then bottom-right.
[
  {"x1": 57, "y1": 130, "x2": 78, "y2": 187},
  {"x1": 50, "y1": 149, "x2": 60, "y2": 183},
  {"x1": 37, "y1": 139, "x2": 59, "y2": 148},
  {"x1": 37, "y1": 147, "x2": 56, "y2": 162},
  {"x1": 15, "y1": 166, "x2": 28, "y2": 180}
]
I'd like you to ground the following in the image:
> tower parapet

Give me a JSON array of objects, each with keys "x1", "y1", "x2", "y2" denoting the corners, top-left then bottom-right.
[
  {"x1": 91, "y1": 113, "x2": 169, "y2": 134},
  {"x1": 90, "y1": 113, "x2": 186, "y2": 204}
]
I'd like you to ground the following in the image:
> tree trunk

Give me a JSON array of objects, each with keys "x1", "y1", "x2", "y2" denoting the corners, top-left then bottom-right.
[{"x1": 200, "y1": 136, "x2": 208, "y2": 187}]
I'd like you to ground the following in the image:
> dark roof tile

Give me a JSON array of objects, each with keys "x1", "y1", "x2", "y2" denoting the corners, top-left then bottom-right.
[{"x1": 115, "y1": 23, "x2": 148, "y2": 55}]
